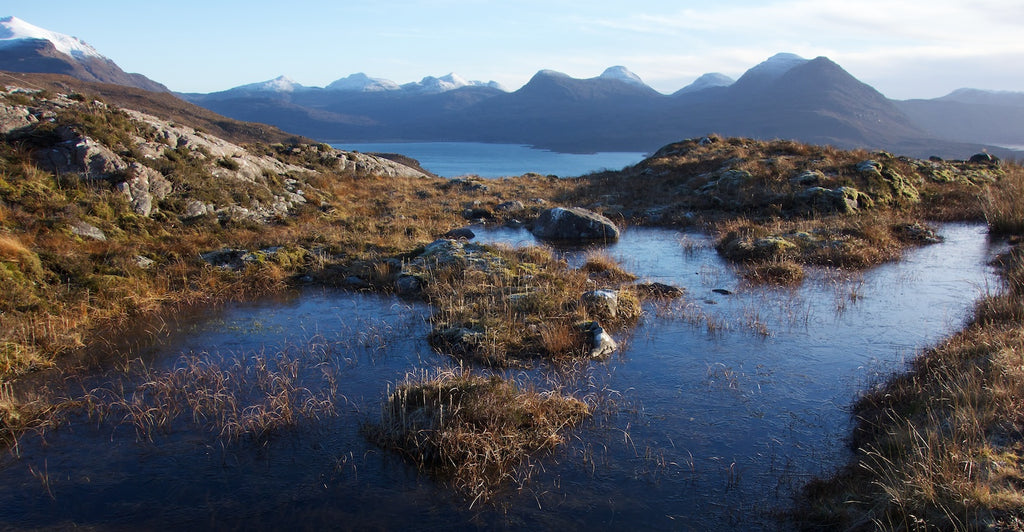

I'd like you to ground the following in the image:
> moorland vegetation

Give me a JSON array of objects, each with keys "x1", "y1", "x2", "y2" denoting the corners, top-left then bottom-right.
[{"x1": 0, "y1": 80, "x2": 1022, "y2": 524}]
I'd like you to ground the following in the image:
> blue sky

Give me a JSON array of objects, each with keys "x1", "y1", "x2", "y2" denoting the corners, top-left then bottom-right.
[{"x1": 9, "y1": 0, "x2": 1024, "y2": 98}]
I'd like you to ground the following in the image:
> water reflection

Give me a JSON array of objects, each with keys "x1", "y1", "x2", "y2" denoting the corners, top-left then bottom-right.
[{"x1": 0, "y1": 224, "x2": 1001, "y2": 530}]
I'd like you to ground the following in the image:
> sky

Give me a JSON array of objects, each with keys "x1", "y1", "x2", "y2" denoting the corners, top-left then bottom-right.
[{"x1": 7, "y1": 0, "x2": 1024, "y2": 99}]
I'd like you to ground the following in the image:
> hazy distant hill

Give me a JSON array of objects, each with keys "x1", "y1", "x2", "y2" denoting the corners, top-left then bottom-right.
[
  {"x1": 894, "y1": 88, "x2": 1024, "y2": 148},
  {"x1": 0, "y1": 16, "x2": 167, "y2": 92}
]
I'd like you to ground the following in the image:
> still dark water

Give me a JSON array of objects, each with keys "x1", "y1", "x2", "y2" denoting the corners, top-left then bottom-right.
[
  {"x1": 334, "y1": 142, "x2": 647, "y2": 178},
  {"x1": 0, "y1": 224, "x2": 1000, "y2": 530}
]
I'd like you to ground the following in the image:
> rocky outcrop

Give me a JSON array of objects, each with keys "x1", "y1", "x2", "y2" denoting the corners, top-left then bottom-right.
[
  {"x1": 856, "y1": 159, "x2": 920, "y2": 205},
  {"x1": 335, "y1": 151, "x2": 430, "y2": 179},
  {"x1": 795, "y1": 186, "x2": 873, "y2": 214},
  {"x1": 116, "y1": 163, "x2": 172, "y2": 216},
  {"x1": 531, "y1": 207, "x2": 620, "y2": 242},
  {"x1": 0, "y1": 102, "x2": 37, "y2": 135},
  {"x1": 33, "y1": 131, "x2": 128, "y2": 179},
  {"x1": 968, "y1": 152, "x2": 1000, "y2": 166}
]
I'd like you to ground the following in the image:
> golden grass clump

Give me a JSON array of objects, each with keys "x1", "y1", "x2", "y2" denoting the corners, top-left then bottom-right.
[
  {"x1": 367, "y1": 369, "x2": 590, "y2": 503},
  {"x1": 983, "y1": 162, "x2": 1024, "y2": 235},
  {"x1": 741, "y1": 258, "x2": 805, "y2": 285},
  {"x1": 580, "y1": 249, "x2": 638, "y2": 283},
  {"x1": 715, "y1": 213, "x2": 935, "y2": 273}
]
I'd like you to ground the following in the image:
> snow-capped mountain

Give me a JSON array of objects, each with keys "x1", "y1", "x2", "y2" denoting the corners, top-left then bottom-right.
[
  {"x1": 0, "y1": 16, "x2": 102, "y2": 58},
  {"x1": 231, "y1": 75, "x2": 306, "y2": 93},
  {"x1": 326, "y1": 73, "x2": 400, "y2": 92},
  {"x1": 732, "y1": 52, "x2": 808, "y2": 89},
  {"x1": 675, "y1": 72, "x2": 735, "y2": 95},
  {"x1": 0, "y1": 16, "x2": 168, "y2": 92},
  {"x1": 598, "y1": 66, "x2": 646, "y2": 86},
  {"x1": 400, "y1": 73, "x2": 504, "y2": 93}
]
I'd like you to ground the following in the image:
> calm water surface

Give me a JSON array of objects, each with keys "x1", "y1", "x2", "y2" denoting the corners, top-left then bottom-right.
[
  {"x1": 0, "y1": 224, "x2": 1001, "y2": 530},
  {"x1": 334, "y1": 142, "x2": 647, "y2": 178}
]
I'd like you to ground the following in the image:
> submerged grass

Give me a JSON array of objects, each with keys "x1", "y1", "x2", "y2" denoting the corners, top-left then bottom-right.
[
  {"x1": 365, "y1": 368, "x2": 590, "y2": 504},
  {"x1": 80, "y1": 351, "x2": 341, "y2": 443}
]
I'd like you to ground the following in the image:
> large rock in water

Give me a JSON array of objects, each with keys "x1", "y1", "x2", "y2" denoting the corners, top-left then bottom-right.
[{"x1": 531, "y1": 207, "x2": 620, "y2": 242}]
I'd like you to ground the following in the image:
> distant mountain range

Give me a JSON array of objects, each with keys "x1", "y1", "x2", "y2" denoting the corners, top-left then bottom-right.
[{"x1": 2, "y1": 16, "x2": 1021, "y2": 159}]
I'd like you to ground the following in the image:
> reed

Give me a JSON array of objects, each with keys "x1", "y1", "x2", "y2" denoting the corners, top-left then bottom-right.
[{"x1": 82, "y1": 350, "x2": 340, "y2": 444}]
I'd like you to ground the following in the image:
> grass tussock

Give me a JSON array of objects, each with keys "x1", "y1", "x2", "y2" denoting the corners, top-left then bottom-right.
[
  {"x1": 741, "y1": 258, "x2": 805, "y2": 285},
  {"x1": 366, "y1": 369, "x2": 590, "y2": 504},
  {"x1": 715, "y1": 213, "x2": 937, "y2": 271},
  {"x1": 416, "y1": 242, "x2": 642, "y2": 365},
  {"x1": 983, "y1": 162, "x2": 1024, "y2": 235}
]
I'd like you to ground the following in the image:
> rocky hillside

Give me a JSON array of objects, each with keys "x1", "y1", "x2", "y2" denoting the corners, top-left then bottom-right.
[
  {"x1": 1, "y1": 85, "x2": 428, "y2": 225},
  {"x1": 0, "y1": 70, "x2": 310, "y2": 145}
]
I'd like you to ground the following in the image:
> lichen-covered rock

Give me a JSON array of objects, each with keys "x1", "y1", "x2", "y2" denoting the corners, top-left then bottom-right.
[
  {"x1": 790, "y1": 170, "x2": 825, "y2": 187},
  {"x1": 183, "y1": 200, "x2": 214, "y2": 219},
  {"x1": 116, "y1": 163, "x2": 172, "y2": 216},
  {"x1": 796, "y1": 186, "x2": 872, "y2": 214},
  {"x1": 531, "y1": 207, "x2": 619, "y2": 242},
  {"x1": 856, "y1": 160, "x2": 883, "y2": 176},
  {"x1": 581, "y1": 289, "x2": 619, "y2": 319},
  {"x1": 856, "y1": 159, "x2": 919, "y2": 205},
  {"x1": 713, "y1": 169, "x2": 754, "y2": 193},
  {"x1": 70, "y1": 221, "x2": 106, "y2": 241}
]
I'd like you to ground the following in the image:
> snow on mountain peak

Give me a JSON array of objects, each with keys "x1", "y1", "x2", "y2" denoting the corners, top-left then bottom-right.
[
  {"x1": 235, "y1": 75, "x2": 304, "y2": 93},
  {"x1": 599, "y1": 66, "x2": 646, "y2": 86},
  {"x1": 749, "y1": 53, "x2": 808, "y2": 77},
  {"x1": 401, "y1": 73, "x2": 503, "y2": 93},
  {"x1": 0, "y1": 16, "x2": 104, "y2": 59},
  {"x1": 676, "y1": 72, "x2": 735, "y2": 94},
  {"x1": 326, "y1": 73, "x2": 400, "y2": 92}
]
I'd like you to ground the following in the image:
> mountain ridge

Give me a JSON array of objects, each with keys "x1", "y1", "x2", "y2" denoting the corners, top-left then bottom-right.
[{"x1": 1, "y1": 16, "x2": 1018, "y2": 159}]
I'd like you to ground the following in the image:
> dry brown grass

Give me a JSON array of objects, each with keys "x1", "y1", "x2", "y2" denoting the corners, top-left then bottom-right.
[
  {"x1": 366, "y1": 369, "x2": 590, "y2": 504},
  {"x1": 983, "y1": 162, "x2": 1024, "y2": 235},
  {"x1": 741, "y1": 258, "x2": 805, "y2": 285}
]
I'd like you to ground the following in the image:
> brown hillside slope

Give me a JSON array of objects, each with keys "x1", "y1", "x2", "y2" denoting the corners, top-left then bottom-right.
[{"x1": 0, "y1": 70, "x2": 309, "y2": 145}]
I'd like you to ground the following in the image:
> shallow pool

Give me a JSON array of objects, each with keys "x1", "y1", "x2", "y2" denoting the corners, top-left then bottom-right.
[{"x1": 0, "y1": 224, "x2": 1001, "y2": 530}]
